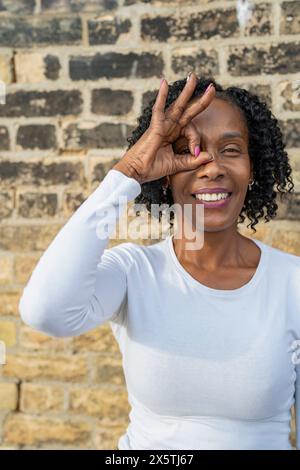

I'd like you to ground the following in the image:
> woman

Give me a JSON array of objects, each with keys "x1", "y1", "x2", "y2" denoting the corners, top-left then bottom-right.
[{"x1": 19, "y1": 72, "x2": 299, "y2": 450}]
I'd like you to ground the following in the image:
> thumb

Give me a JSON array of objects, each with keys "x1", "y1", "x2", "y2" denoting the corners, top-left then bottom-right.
[{"x1": 171, "y1": 151, "x2": 214, "y2": 174}]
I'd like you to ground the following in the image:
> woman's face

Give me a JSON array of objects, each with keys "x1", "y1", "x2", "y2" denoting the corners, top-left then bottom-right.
[{"x1": 169, "y1": 97, "x2": 252, "y2": 232}]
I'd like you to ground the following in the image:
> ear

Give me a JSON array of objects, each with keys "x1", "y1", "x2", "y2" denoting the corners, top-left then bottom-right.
[{"x1": 162, "y1": 176, "x2": 170, "y2": 187}]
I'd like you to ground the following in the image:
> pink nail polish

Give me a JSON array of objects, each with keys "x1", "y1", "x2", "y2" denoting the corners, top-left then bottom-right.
[
  {"x1": 194, "y1": 145, "x2": 200, "y2": 157},
  {"x1": 204, "y1": 83, "x2": 213, "y2": 95}
]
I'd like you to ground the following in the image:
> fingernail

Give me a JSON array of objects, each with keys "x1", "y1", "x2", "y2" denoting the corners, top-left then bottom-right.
[
  {"x1": 186, "y1": 71, "x2": 193, "y2": 82},
  {"x1": 194, "y1": 145, "x2": 200, "y2": 157},
  {"x1": 160, "y1": 78, "x2": 165, "y2": 87},
  {"x1": 204, "y1": 83, "x2": 213, "y2": 95}
]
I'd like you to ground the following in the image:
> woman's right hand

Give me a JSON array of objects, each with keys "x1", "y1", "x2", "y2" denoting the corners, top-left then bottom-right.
[{"x1": 113, "y1": 72, "x2": 216, "y2": 184}]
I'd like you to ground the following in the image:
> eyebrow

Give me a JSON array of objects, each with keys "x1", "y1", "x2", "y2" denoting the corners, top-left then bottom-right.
[
  {"x1": 173, "y1": 131, "x2": 245, "y2": 148},
  {"x1": 220, "y1": 131, "x2": 243, "y2": 139}
]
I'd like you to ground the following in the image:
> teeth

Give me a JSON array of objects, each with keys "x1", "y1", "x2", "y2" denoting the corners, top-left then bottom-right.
[{"x1": 195, "y1": 192, "x2": 230, "y2": 201}]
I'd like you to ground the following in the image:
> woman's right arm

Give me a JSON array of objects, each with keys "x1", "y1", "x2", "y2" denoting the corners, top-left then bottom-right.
[
  {"x1": 19, "y1": 168, "x2": 141, "y2": 337},
  {"x1": 19, "y1": 72, "x2": 215, "y2": 338}
]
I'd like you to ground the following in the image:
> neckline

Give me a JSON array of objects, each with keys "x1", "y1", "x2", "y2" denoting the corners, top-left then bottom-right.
[{"x1": 166, "y1": 233, "x2": 269, "y2": 297}]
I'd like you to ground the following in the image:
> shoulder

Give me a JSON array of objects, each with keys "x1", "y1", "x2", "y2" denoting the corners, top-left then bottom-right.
[
  {"x1": 263, "y1": 241, "x2": 300, "y2": 270},
  {"x1": 256, "y1": 240, "x2": 300, "y2": 332},
  {"x1": 102, "y1": 238, "x2": 167, "y2": 269},
  {"x1": 260, "y1": 240, "x2": 300, "y2": 292}
]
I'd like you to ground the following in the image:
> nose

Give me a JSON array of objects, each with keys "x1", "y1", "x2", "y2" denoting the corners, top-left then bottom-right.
[{"x1": 195, "y1": 152, "x2": 227, "y2": 179}]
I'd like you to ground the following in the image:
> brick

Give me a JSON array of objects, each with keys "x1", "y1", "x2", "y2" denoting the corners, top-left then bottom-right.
[
  {"x1": 272, "y1": 227, "x2": 300, "y2": 255},
  {"x1": 244, "y1": 83, "x2": 272, "y2": 109},
  {"x1": 69, "y1": 52, "x2": 164, "y2": 80},
  {"x1": 69, "y1": 387, "x2": 130, "y2": 418},
  {"x1": 218, "y1": 81, "x2": 272, "y2": 109},
  {"x1": 19, "y1": 324, "x2": 71, "y2": 351},
  {"x1": 14, "y1": 53, "x2": 61, "y2": 83},
  {"x1": 291, "y1": 176, "x2": 300, "y2": 194},
  {"x1": 0, "y1": 160, "x2": 84, "y2": 188},
  {"x1": 0, "y1": 53, "x2": 13, "y2": 84},
  {"x1": 0, "y1": 255, "x2": 13, "y2": 285},
  {"x1": 141, "y1": 8, "x2": 238, "y2": 42},
  {"x1": 63, "y1": 190, "x2": 87, "y2": 217},
  {"x1": 0, "y1": 191, "x2": 14, "y2": 220},
  {"x1": 2, "y1": 353, "x2": 89, "y2": 381},
  {"x1": 228, "y1": 42, "x2": 300, "y2": 76},
  {"x1": 238, "y1": 222, "x2": 273, "y2": 243},
  {"x1": 0, "y1": 383, "x2": 18, "y2": 411},
  {"x1": 88, "y1": 17, "x2": 131, "y2": 45},
  {"x1": 276, "y1": 193, "x2": 300, "y2": 220},
  {"x1": 0, "y1": 0, "x2": 35, "y2": 14},
  {"x1": 171, "y1": 47, "x2": 219, "y2": 76},
  {"x1": 18, "y1": 192, "x2": 58, "y2": 218},
  {"x1": 243, "y1": 2, "x2": 273, "y2": 36},
  {"x1": 126, "y1": 0, "x2": 235, "y2": 3},
  {"x1": 3, "y1": 414, "x2": 91, "y2": 445},
  {"x1": 0, "y1": 224, "x2": 63, "y2": 251},
  {"x1": 141, "y1": 15, "x2": 175, "y2": 43},
  {"x1": 279, "y1": 80, "x2": 300, "y2": 112},
  {"x1": 0, "y1": 320, "x2": 17, "y2": 347},
  {"x1": 0, "y1": 91, "x2": 82, "y2": 117},
  {"x1": 91, "y1": 89, "x2": 133, "y2": 115},
  {"x1": 14, "y1": 254, "x2": 40, "y2": 284},
  {"x1": 278, "y1": 119, "x2": 300, "y2": 148},
  {"x1": 124, "y1": 0, "x2": 236, "y2": 3},
  {"x1": 0, "y1": 292, "x2": 21, "y2": 316},
  {"x1": 72, "y1": 323, "x2": 120, "y2": 354},
  {"x1": 93, "y1": 421, "x2": 128, "y2": 450},
  {"x1": 63, "y1": 122, "x2": 134, "y2": 150},
  {"x1": 142, "y1": 89, "x2": 158, "y2": 111},
  {"x1": 0, "y1": 17, "x2": 82, "y2": 47},
  {"x1": 0, "y1": 126, "x2": 10, "y2": 150},
  {"x1": 90, "y1": 158, "x2": 120, "y2": 185},
  {"x1": 280, "y1": 1, "x2": 300, "y2": 35},
  {"x1": 41, "y1": 0, "x2": 118, "y2": 13},
  {"x1": 14, "y1": 52, "x2": 44, "y2": 83},
  {"x1": 94, "y1": 356, "x2": 125, "y2": 386},
  {"x1": 44, "y1": 55, "x2": 61, "y2": 80},
  {"x1": 20, "y1": 383, "x2": 64, "y2": 412},
  {"x1": 16, "y1": 125, "x2": 57, "y2": 150},
  {"x1": 289, "y1": 151, "x2": 300, "y2": 192}
]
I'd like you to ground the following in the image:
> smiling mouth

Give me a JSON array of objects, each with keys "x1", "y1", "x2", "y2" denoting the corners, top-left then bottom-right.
[{"x1": 191, "y1": 192, "x2": 232, "y2": 201}]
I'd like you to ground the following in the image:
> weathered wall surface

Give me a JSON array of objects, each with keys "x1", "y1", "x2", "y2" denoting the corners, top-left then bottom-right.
[{"x1": 0, "y1": 0, "x2": 299, "y2": 449}]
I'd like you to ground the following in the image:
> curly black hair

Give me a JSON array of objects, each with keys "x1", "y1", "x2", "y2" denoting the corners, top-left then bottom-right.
[{"x1": 126, "y1": 75, "x2": 294, "y2": 234}]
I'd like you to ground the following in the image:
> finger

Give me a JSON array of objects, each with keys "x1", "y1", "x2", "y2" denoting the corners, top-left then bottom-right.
[
  {"x1": 170, "y1": 151, "x2": 214, "y2": 175},
  {"x1": 180, "y1": 121, "x2": 201, "y2": 157},
  {"x1": 178, "y1": 84, "x2": 215, "y2": 128},
  {"x1": 166, "y1": 72, "x2": 198, "y2": 122},
  {"x1": 152, "y1": 79, "x2": 169, "y2": 115}
]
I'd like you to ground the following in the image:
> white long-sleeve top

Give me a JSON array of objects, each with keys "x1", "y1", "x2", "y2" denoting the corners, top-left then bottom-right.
[{"x1": 19, "y1": 168, "x2": 300, "y2": 450}]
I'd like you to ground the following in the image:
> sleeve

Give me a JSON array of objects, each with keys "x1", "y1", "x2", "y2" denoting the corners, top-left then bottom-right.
[
  {"x1": 18, "y1": 168, "x2": 141, "y2": 338},
  {"x1": 290, "y1": 256, "x2": 300, "y2": 450},
  {"x1": 296, "y1": 362, "x2": 300, "y2": 450}
]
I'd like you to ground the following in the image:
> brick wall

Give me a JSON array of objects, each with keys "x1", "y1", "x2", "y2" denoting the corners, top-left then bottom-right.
[{"x1": 0, "y1": 0, "x2": 299, "y2": 449}]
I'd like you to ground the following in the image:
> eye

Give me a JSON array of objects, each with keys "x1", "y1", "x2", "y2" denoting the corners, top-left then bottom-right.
[
  {"x1": 178, "y1": 148, "x2": 190, "y2": 154},
  {"x1": 223, "y1": 147, "x2": 240, "y2": 153}
]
